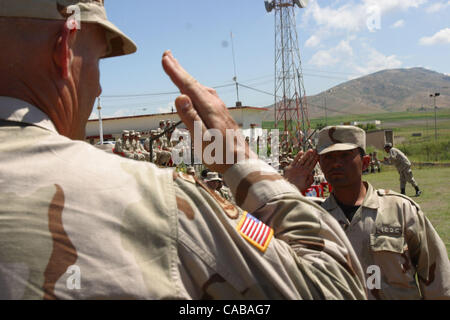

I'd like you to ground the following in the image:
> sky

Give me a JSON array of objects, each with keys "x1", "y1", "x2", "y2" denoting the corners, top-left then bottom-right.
[{"x1": 91, "y1": 0, "x2": 450, "y2": 119}]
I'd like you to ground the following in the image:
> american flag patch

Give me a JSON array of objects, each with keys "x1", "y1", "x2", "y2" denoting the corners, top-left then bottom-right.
[{"x1": 237, "y1": 212, "x2": 274, "y2": 253}]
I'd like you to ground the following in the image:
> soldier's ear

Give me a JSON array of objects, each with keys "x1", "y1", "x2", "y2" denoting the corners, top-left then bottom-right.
[
  {"x1": 362, "y1": 155, "x2": 371, "y2": 171},
  {"x1": 53, "y1": 22, "x2": 78, "y2": 80}
]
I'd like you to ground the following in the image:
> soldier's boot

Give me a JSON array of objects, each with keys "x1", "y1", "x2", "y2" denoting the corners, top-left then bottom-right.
[
  {"x1": 415, "y1": 186, "x2": 422, "y2": 197},
  {"x1": 401, "y1": 188, "x2": 406, "y2": 195}
]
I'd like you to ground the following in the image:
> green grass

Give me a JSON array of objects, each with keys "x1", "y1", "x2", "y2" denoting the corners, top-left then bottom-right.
[
  {"x1": 363, "y1": 166, "x2": 450, "y2": 256},
  {"x1": 310, "y1": 108, "x2": 450, "y2": 127},
  {"x1": 263, "y1": 109, "x2": 450, "y2": 162}
]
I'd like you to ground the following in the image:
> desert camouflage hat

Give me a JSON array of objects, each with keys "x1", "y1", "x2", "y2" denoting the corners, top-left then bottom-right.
[
  {"x1": 205, "y1": 172, "x2": 222, "y2": 182},
  {"x1": 122, "y1": 130, "x2": 129, "y2": 135},
  {"x1": 0, "y1": 0, "x2": 137, "y2": 58},
  {"x1": 186, "y1": 166, "x2": 195, "y2": 174},
  {"x1": 317, "y1": 125, "x2": 366, "y2": 155}
]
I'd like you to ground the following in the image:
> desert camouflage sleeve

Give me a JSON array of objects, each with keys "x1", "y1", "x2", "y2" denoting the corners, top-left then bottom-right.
[
  {"x1": 216, "y1": 159, "x2": 367, "y2": 299},
  {"x1": 405, "y1": 201, "x2": 450, "y2": 299}
]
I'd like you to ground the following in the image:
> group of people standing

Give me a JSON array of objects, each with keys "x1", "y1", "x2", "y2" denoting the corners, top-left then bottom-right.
[{"x1": 113, "y1": 120, "x2": 179, "y2": 166}]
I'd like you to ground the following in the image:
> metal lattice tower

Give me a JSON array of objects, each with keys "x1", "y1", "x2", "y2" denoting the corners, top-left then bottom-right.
[{"x1": 266, "y1": 0, "x2": 310, "y2": 143}]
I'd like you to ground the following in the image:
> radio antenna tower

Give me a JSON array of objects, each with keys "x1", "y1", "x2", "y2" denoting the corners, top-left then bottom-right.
[{"x1": 265, "y1": 0, "x2": 310, "y2": 145}]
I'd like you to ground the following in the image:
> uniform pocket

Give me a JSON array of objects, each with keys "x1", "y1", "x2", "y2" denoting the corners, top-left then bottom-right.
[{"x1": 370, "y1": 234, "x2": 404, "y2": 253}]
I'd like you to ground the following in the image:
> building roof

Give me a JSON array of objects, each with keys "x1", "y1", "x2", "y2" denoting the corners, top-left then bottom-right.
[{"x1": 88, "y1": 106, "x2": 269, "y2": 123}]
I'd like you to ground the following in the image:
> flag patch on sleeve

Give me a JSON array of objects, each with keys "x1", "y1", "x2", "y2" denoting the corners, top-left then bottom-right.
[{"x1": 237, "y1": 212, "x2": 274, "y2": 253}]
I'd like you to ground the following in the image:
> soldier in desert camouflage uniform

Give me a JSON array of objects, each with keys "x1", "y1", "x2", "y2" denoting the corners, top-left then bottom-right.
[
  {"x1": 383, "y1": 143, "x2": 421, "y2": 196},
  {"x1": 157, "y1": 120, "x2": 165, "y2": 134},
  {"x1": 114, "y1": 130, "x2": 132, "y2": 158},
  {"x1": 285, "y1": 126, "x2": 450, "y2": 299},
  {"x1": 0, "y1": 0, "x2": 367, "y2": 300},
  {"x1": 134, "y1": 132, "x2": 148, "y2": 161}
]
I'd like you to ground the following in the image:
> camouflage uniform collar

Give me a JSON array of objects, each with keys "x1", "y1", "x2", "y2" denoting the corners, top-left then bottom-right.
[
  {"x1": 322, "y1": 182, "x2": 380, "y2": 211},
  {"x1": 361, "y1": 182, "x2": 380, "y2": 209},
  {"x1": 0, "y1": 96, "x2": 58, "y2": 134}
]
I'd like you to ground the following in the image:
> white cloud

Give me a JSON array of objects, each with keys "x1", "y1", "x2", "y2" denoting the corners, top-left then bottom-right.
[
  {"x1": 309, "y1": 40, "x2": 354, "y2": 67},
  {"x1": 391, "y1": 19, "x2": 405, "y2": 28},
  {"x1": 425, "y1": 1, "x2": 450, "y2": 13},
  {"x1": 419, "y1": 28, "x2": 450, "y2": 45},
  {"x1": 305, "y1": 35, "x2": 320, "y2": 48},
  {"x1": 158, "y1": 102, "x2": 175, "y2": 114},
  {"x1": 302, "y1": 0, "x2": 428, "y2": 37},
  {"x1": 303, "y1": 1, "x2": 365, "y2": 33},
  {"x1": 302, "y1": 0, "x2": 427, "y2": 35},
  {"x1": 111, "y1": 109, "x2": 132, "y2": 118},
  {"x1": 364, "y1": 0, "x2": 427, "y2": 13},
  {"x1": 354, "y1": 48, "x2": 403, "y2": 75}
]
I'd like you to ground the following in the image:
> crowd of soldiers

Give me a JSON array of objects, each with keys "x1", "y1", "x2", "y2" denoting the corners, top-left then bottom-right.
[{"x1": 114, "y1": 120, "x2": 180, "y2": 166}]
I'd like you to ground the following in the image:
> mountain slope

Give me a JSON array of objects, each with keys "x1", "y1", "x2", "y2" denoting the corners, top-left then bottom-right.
[{"x1": 263, "y1": 67, "x2": 450, "y2": 120}]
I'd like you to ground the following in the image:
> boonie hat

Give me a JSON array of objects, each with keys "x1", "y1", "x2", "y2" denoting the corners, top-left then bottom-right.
[
  {"x1": 0, "y1": 0, "x2": 137, "y2": 58},
  {"x1": 317, "y1": 126, "x2": 366, "y2": 155},
  {"x1": 205, "y1": 172, "x2": 222, "y2": 182},
  {"x1": 186, "y1": 166, "x2": 195, "y2": 174}
]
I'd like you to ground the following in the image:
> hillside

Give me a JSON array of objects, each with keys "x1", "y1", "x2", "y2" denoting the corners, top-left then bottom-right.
[{"x1": 264, "y1": 67, "x2": 450, "y2": 120}]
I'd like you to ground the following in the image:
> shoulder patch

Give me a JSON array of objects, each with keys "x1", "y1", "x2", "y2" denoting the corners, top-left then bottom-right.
[{"x1": 237, "y1": 212, "x2": 273, "y2": 253}]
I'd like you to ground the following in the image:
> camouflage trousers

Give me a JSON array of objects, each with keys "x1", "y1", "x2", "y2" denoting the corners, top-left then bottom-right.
[{"x1": 398, "y1": 167, "x2": 418, "y2": 189}]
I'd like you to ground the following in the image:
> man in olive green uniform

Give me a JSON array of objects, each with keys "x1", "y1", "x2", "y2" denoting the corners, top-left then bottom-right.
[
  {"x1": 285, "y1": 126, "x2": 450, "y2": 299},
  {"x1": 383, "y1": 143, "x2": 421, "y2": 196},
  {"x1": 0, "y1": 1, "x2": 367, "y2": 300}
]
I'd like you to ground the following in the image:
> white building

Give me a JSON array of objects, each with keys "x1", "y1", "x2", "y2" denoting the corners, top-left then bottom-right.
[
  {"x1": 350, "y1": 120, "x2": 381, "y2": 126},
  {"x1": 85, "y1": 106, "x2": 269, "y2": 144}
]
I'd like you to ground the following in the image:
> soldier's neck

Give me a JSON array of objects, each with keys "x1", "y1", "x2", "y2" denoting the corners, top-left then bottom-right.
[{"x1": 332, "y1": 181, "x2": 367, "y2": 207}]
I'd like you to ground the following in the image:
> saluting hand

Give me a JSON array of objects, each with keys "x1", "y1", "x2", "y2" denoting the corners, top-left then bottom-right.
[
  {"x1": 284, "y1": 149, "x2": 319, "y2": 193},
  {"x1": 162, "y1": 50, "x2": 257, "y2": 174}
]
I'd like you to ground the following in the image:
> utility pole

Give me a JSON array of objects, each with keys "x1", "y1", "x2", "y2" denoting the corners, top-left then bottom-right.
[
  {"x1": 430, "y1": 93, "x2": 440, "y2": 141},
  {"x1": 97, "y1": 97, "x2": 104, "y2": 144},
  {"x1": 230, "y1": 31, "x2": 241, "y2": 106}
]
